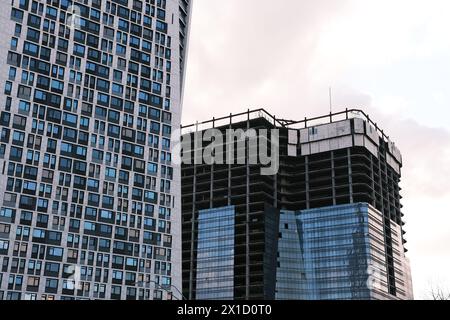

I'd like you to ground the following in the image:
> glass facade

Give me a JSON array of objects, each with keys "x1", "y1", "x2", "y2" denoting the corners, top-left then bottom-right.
[
  {"x1": 275, "y1": 210, "x2": 305, "y2": 300},
  {"x1": 196, "y1": 206, "x2": 234, "y2": 300},
  {"x1": 0, "y1": 0, "x2": 191, "y2": 300},
  {"x1": 191, "y1": 203, "x2": 410, "y2": 301},
  {"x1": 276, "y1": 203, "x2": 392, "y2": 300}
]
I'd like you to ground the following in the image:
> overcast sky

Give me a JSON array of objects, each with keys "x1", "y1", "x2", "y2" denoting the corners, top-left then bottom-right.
[{"x1": 181, "y1": 0, "x2": 450, "y2": 299}]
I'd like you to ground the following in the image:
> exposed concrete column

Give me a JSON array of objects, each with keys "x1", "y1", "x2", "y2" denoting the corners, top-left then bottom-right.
[
  {"x1": 331, "y1": 151, "x2": 336, "y2": 206},
  {"x1": 347, "y1": 148, "x2": 353, "y2": 203},
  {"x1": 273, "y1": 127, "x2": 278, "y2": 208},
  {"x1": 228, "y1": 114, "x2": 232, "y2": 206},
  {"x1": 210, "y1": 120, "x2": 215, "y2": 208},
  {"x1": 245, "y1": 110, "x2": 250, "y2": 300},
  {"x1": 189, "y1": 136, "x2": 197, "y2": 300},
  {"x1": 383, "y1": 156, "x2": 391, "y2": 220},
  {"x1": 370, "y1": 154, "x2": 376, "y2": 207},
  {"x1": 377, "y1": 158, "x2": 385, "y2": 213},
  {"x1": 305, "y1": 156, "x2": 310, "y2": 209},
  {"x1": 377, "y1": 147, "x2": 395, "y2": 295}
]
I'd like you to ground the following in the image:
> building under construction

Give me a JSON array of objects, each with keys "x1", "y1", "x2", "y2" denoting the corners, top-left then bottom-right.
[{"x1": 181, "y1": 109, "x2": 413, "y2": 300}]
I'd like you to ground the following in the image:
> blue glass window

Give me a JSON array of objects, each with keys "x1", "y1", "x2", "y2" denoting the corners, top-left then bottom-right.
[{"x1": 105, "y1": 167, "x2": 116, "y2": 178}]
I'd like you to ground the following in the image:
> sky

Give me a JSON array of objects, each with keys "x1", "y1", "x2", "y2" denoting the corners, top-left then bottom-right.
[{"x1": 181, "y1": 0, "x2": 450, "y2": 299}]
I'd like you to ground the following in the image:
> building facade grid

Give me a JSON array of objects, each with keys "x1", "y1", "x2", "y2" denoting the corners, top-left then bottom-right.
[
  {"x1": 0, "y1": 0, "x2": 192, "y2": 300},
  {"x1": 196, "y1": 206, "x2": 235, "y2": 300}
]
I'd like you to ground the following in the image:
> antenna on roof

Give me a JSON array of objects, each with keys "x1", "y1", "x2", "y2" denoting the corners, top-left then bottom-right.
[{"x1": 329, "y1": 87, "x2": 333, "y2": 114}]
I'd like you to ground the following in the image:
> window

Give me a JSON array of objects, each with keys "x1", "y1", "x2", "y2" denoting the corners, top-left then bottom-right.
[
  {"x1": 23, "y1": 181, "x2": 37, "y2": 193},
  {"x1": 59, "y1": 157, "x2": 72, "y2": 171},
  {"x1": 48, "y1": 246, "x2": 63, "y2": 257},
  {"x1": 162, "y1": 125, "x2": 171, "y2": 135},
  {"x1": 102, "y1": 196, "x2": 114, "y2": 207},
  {"x1": 105, "y1": 167, "x2": 116, "y2": 179},
  {"x1": 84, "y1": 221, "x2": 96, "y2": 231},
  {"x1": 97, "y1": 93, "x2": 110, "y2": 105},
  {"x1": 73, "y1": 44, "x2": 85, "y2": 56},
  {"x1": 27, "y1": 277, "x2": 40, "y2": 287},
  {"x1": 63, "y1": 128, "x2": 77, "y2": 141},
  {"x1": 11, "y1": 8, "x2": 24, "y2": 21},
  {"x1": 147, "y1": 163, "x2": 158, "y2": 174},
  {"x1": 33, "y1": 229, "x2": 45, "y2": 239},
  {"x1": 150, "y1": 121, "x2": 160, "y2": 134},
  {"x1": 10, "y1": 146, "x2": 23, "y2": 160},
  {"x1": 156, "y1": 20, "x2": 167, "y2": 32},
  {"x1": 45, "y1": 278, "x2": 58, "y2": 289},
  {"x1": 76, "y1": 146, "x2": 87, "y2": 157},
  {"x1": 162, "y1": 138, "x2": 170, "y2": 149},
  {"x1": 116, "y1": 44, "x2": 126, "y2": 55},
  {"x1": 112, "y1": 83, "x2": 123, "y2": 95},
  {"x1": 80, "y1": 117, "x2": 90, "y2": 128},
  {"x1": 14, "y1": 24, "x2": 22, "y2": 36},
  {"x1": 63, "y1": 112, "x2": 77, "y2": 126},
  {"x1": 145, "y1": 191, "x2": 156, "y2": 202},
  {"x1": 4, "y1": 81, "x2": 13, "y2": 95},
  {"x1": 51, "y1": 79, "x2": 64, "y2": 91},
  {"x1": 92, "y1": 150, "x2": 104, "y2": 161},
  {"x1": 19, "y1": 101, "x2": 30, "y2": 112},
  {"x1": 0, "y1": 224, "x2": 11, "y2": 234},
  {"x1": 12, "y1": 131, "x2": 25, "y2": 144},
  {"x1": 91, "y1": 8, "x2": 101, "y2": 20},
  {"x1": 112, "y1": 270, "x2": 123, "y2": 280},
  {"x1": 97, "y1": 79, "x2": 110, "y2": 92},
  {"x1": 99, "y1": 239, "x2": 110, "y2": 250},
  {"x1": 95, "y1": 108, "x2": 107, "y2": 122},
  {"x1": 144, "y1": 218, "x2": 154, "y2": 228},
  {"x1": 9, "y1": 67, "x2": 17, "y2": 80},
  {"x1": 47, "y1": 231, "x2": 61, "y2": 242},
  {"x1": 85, "y1": 207, "x2": 97, "y2": 220},
  {"x1": 46, "y1": 7, "x2": 58, "y2": 20},
  {"x1": 60, "y1": 142, "x2": 72, "y2": 154},
  {"x1": 161, "y1": 277, "x2": 171, "y2": 286},
  {"x1": 309, "y1": 127, "x2": 318, "y2": 135},
  {"x1": 100, "y1": 210, "x2": 113, "y2": 220},
  {"x1": 135, "y1": 145, "x2": 144, "y2": 156},
  {"x1": 24, "y1": 41, "x2": 39, "y2": 56},
  {"x1": 0, "y1": 240, "x2": 9, "y2": 250},
  {"x1": 87, "y1": 179, "x2": 99, "y2": 191},
  {"x1": 152, "y1": 82, "x2": 161, "y2": 94},
  {"x1": 113, "y1": 255, "x2": 124, "y2": 266},
  {"x1": 88, "y1": 193, "x2": 99, "y2": 206}
]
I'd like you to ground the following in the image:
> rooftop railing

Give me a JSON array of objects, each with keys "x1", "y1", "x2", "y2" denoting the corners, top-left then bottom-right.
[{"x1": 181, "y1": 108, "x2": 393, "y2": 143}]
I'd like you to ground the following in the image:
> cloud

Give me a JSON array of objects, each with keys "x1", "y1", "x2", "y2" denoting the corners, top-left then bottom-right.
[
  {"x1": 182, "y1": 0, "x2": 353, "y2": 124},
  {"x1": 361, "y1": 105, "x2": 450, "y2": 199}
]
